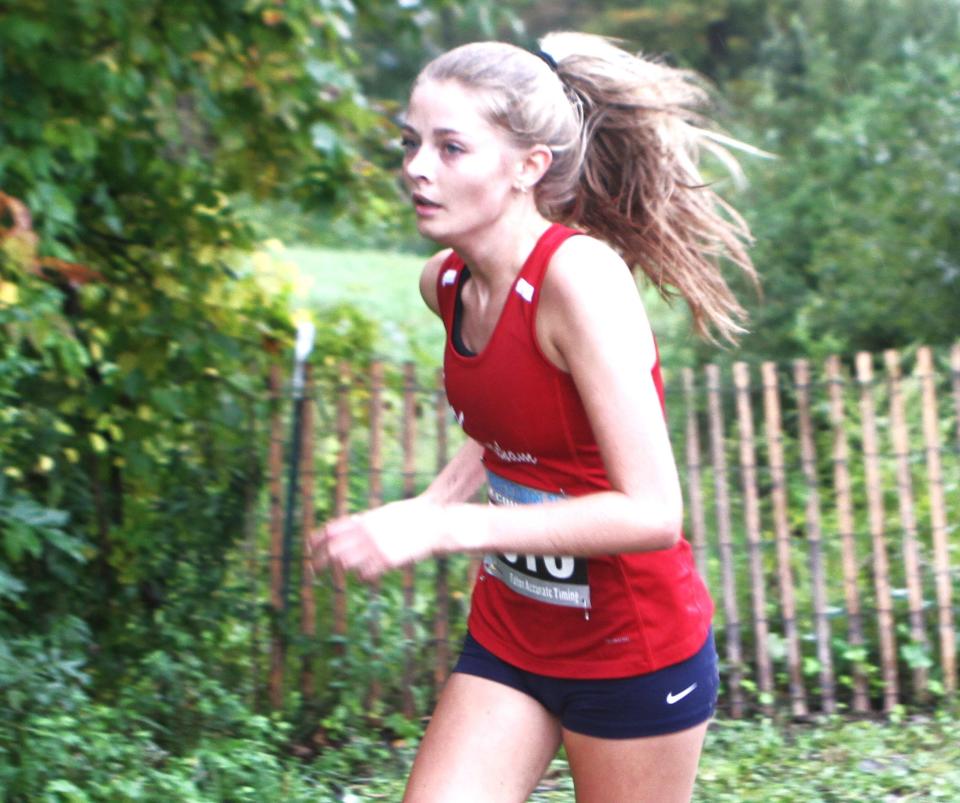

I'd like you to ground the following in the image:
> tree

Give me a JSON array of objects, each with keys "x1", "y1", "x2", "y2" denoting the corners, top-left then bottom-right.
[
  {"x1": 731, "y1": 1, "x2": 960, "y2": 360},
  {"x1": 553, "y1": 0, "x2": 960, "y2": 360},
  {"x1": 0, "y1": 0, "x2": 387, "y2": 686}
]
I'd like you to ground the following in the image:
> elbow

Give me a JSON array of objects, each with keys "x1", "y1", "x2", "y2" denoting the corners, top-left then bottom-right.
[
  {"x1": 654, "y1": 509, "x2": 683, "y2": 551},
  {"x1": 628, "y1": 494, "x2": 683, "y2": 551}
]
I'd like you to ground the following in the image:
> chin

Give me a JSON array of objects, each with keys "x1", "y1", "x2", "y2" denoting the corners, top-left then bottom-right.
[{"x1": 415, "y1": 220, "x2": 453, "y2": 247}]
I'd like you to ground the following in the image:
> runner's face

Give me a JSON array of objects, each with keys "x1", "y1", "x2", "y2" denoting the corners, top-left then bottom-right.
[{"x1": 401, "y1": 79, "x2": 523, "y2": 247}]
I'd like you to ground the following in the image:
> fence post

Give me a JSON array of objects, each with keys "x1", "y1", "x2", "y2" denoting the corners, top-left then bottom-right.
[
  {"x1": 825, "y1": 356, "x2": 870, "y2": 713},
  {"x1": 917, "y1": 347, "x2": 957, "y2": 696},
  {"x1": 951, "y1": 343, "x2": 960, "y2": 450},
  {"x1": 300, "y1": 364, "x2": 317, "y2": 702},
  {"x1": 682, "y1": 368, "x2": 708, "y2": 580},
  {"x1": 401, "y1": 362, "x2": 418, "y2": 718},
  {"x1": 706, "y1": 364, "x2": 743, "y2": 718},
  {"x1": 331, "y1": 363, "x2": 351, "y2": 654},
  {"x1": 243, "y1": 373, "x2": 264, "y2": 710},
  {"x1": 794, "y1": 359, "x2": 836, "y2": 714},
  {"x1": 366, "y1": 360, "x2": 385, "y2": 713},
  {"x1": 884, "y1": 350, "x2": 929, "y2": 702},
  {"x1": 761, "y1": 362, "x2": 808, "y2": 718},
  {"x1": 732, "y1": 362, "x2": 774, "y2": 715},
  {"x1": 856, "y1": 352, "x2": 899, "y2": 713},
  {"x1": 433, "y1": 368, "x2": 451, "y2": 701},
  {"x1": 268, "y1": 363, "x2": 285, "y2": 710}
]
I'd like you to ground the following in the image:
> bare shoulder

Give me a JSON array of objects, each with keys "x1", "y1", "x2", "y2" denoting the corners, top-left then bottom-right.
[
  {"x1": 540, "y1": 234, "x2": 656, "y2": 368},
  {"x1": 542, "y1": 234, "x2": 650, "y2": 325},
  {"x1": 419, "y1": 248, "x2": 454, "y2": 317},
  {"x1": 546, "y1": 235, "x2": 635, "y2": 291}
]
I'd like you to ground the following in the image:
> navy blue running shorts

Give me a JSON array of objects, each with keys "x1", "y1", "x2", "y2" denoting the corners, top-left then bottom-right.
[{"x1": 452, "y1": 628, "x2": 718, "y2": 739}]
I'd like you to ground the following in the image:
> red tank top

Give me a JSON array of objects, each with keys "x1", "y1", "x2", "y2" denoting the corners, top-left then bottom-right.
[{"x1": 438, "y1": 223, "x2": 713, "y2": 678}]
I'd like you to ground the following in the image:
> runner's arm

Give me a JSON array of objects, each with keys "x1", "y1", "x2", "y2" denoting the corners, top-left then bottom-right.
[{"x1": 435, "y1": 234, "x2": 682, "y2": 558}]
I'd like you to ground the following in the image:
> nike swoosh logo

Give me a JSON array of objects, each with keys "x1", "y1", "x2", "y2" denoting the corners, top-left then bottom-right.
[{"x1": 666, "y1": 683, "x2": 698, "y2": 704}]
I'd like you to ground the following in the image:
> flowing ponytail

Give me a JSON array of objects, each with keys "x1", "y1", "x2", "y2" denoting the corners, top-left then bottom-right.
[{"x1": 416, "y1": 32, "x2": 760, "y2": 343}]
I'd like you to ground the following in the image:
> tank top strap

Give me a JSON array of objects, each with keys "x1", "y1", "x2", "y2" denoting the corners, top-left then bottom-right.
[
  {"x1": 517, "y1": 223, "x2": 583, "y2": 291},
  {"x1": 435, "y1": 250, "x2": 465, "y2": 331}
]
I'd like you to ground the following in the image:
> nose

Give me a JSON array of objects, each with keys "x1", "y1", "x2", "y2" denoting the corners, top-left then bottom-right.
[{"x1": 404, "y1": 145, "x2": 434, "y2": 184}]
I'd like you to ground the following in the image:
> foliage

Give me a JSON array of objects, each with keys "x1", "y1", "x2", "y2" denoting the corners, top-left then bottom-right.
[
  {"x1": 351, "y1": 0, "x2": 531, "y2": 103},
  {"x1": 540, "y1": 0, "x2": 960, "y2": 363},
  {"x1": 694, "y1": 712, "x2": 960, "y2": 801},
  {"x1": 0, "y1": 2, "x2": 393, "y2": 790},
  {"x1": 730, "y1": 1, "x2": 960, "y2": 361},
  {"x1": 4, "y1": 0, "x2": 960, "y2": 797},
  {"x1": 0, "y1": 619, "x2": 339, "y2": 801},
  {"x1": 0, "y1": 0, "x2": 388, "y2": 642},
  {"x1": 350, "y1": 712, "x2": 960, "y2": 800}
]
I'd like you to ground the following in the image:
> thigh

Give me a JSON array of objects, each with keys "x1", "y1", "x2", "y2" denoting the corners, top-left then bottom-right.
[
  {"x1": 403, "y1": 672, "x2": 562, "y2": 803},
  {"x1": 563, "y1": 720, "x2": 709, "y2": 803}
]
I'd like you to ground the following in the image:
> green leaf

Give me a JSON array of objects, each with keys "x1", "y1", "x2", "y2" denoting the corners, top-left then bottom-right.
[
  {"x1": 0, "y1": 566, "x2": 27, "y2": 600},
  {"x1": 3, "y1": 520, "x2": 42, "y2": 562}
]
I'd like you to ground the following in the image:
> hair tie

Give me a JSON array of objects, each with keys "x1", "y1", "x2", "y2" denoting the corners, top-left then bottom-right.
[{"x1": 533, "y1": 49, "x2": 559, "y2": 73}]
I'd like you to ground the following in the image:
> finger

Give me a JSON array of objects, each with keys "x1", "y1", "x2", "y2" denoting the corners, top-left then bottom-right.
[
  {"x1": 358, "y1": 560, "x2": 384, "y2": 584},
  {"x1": 309, "y1": 528, "x2": 331, "y2": 572},
  {"x1": 311, "y1": 546, "x2": 329, "y2": 574},
  {"x1": 328, "y1": 536, "x2": 369, "y2": 575}
]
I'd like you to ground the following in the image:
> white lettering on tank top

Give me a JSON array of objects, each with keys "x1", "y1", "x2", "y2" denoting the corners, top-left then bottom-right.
[
  {"x1": 484, "y1": 440, "x2": 537, "y2": 465},
  {"x1": 515, "y1": 278, "x2": 535, "y2": 302}
]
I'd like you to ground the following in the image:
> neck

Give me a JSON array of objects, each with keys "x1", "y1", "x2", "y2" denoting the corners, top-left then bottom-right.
[{"x1": 449, "y1": 203, "x2": 553, "y2": 288}]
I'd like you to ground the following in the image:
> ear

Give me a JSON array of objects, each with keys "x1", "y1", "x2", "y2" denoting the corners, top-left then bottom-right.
[{"x1": 513, "y1": 144, "x2": 553, "y2": 193}]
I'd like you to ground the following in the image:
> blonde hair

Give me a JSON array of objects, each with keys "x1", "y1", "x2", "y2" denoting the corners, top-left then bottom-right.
[{"x1": 415, "y1": 32, "x2": 759, "y2": 343}]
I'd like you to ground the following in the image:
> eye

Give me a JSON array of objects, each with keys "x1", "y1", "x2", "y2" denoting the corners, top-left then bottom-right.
[
  {"x1": 441, "y1": 141, "x2": 465, "y2": 156},
  {"x1": 400, "y1": 136, "x2": 419, "y2": 153}
]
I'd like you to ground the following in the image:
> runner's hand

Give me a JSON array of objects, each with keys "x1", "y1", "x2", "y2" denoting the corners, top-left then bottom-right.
[{"x1": 310, "y1": 498, "x2": 446, "y2": 582}]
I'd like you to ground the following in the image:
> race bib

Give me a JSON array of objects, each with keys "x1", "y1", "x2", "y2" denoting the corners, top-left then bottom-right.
[{"x1": 483, "y1": 472, "x2": 591, "y2": 610}]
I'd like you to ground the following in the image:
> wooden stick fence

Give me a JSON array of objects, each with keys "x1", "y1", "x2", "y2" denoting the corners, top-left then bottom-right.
[
  {"x1": 262, "y1": 343, "x2": 958, "y2": 719},
  {"x1": 826, "y1": 355, "x2": 871, "y2": 713},
  {"x1": 795, "y1": 359, "x2": 835, "y2": 714}
]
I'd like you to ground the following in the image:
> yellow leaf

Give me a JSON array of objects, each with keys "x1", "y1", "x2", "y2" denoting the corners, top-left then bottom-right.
[
  {"x1": 90, "y1": 433, "x2": 108, "y2": 453},
  {"x1": 64, "y1": 448, "x2": 80, "y2": 464},
  {"x1": 35, "y1": 456, "x2": 55, "y2": 473},
  {"x1": 96, "y1": 54, "x2": 119, "y2": 73},
  {"x1": 262, "y1": 9, "x2": 284, "y2": 25},
  {"x1": 3, "y1": 467, "x2": 23, "y2": 479},
  {"x1": 197, "y1": 245, "x2": 217, "y2": 265},
  {"x1": 0, "y1": 281, "x2": 19, "y2": 306},
  {"x1": 291, "y1": 308, "x2": 313, "y2": 328}
]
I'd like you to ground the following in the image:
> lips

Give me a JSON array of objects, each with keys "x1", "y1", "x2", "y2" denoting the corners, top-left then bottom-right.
[{"x1": 413, "y1": 193, "x2": 442, "y2": 209}]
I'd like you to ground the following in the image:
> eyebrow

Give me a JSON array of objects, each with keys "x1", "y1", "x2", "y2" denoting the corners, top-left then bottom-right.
[{"x1": 399, "y1": 122, "x2": 467, "y2": 138}]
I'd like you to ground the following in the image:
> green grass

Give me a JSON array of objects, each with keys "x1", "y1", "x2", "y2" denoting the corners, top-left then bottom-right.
[
  {"x1": 326, "y1": 712, "x2": 960, "y2": 801},
  {"x1": 285, "y1": 244, "x2": 699, "y2": 369},
  {"x1": 286, "y1": 245, "x2": 445, "y2": 364}
]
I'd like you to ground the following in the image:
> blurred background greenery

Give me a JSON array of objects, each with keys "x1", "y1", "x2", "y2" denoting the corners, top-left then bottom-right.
[{"x1": 2, "y1": 0, "x2": 958, "y2": 799}]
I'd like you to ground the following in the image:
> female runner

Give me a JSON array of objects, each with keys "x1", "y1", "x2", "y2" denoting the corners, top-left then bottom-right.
[{"x1": 312, "y1": 31, "x2": 757, "y2": 803}]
